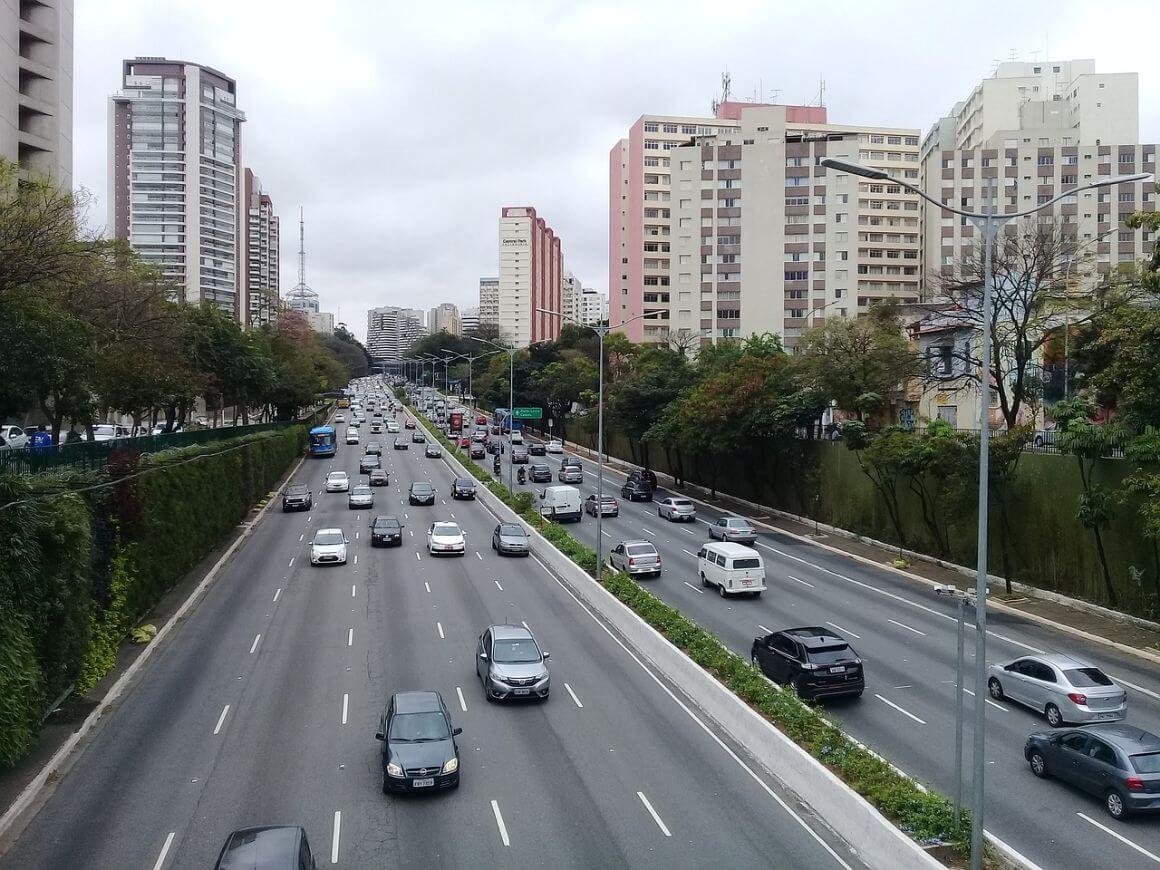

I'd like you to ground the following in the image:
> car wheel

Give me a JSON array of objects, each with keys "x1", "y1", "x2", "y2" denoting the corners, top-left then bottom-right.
[
  {"x1": 718, "y1": 582, "x2": 727, "y2": 598},
  {"x1": 1105, "y1": 789, "x2": 1127, "y2": 819},
  {"x1": 751, "y1": 653, "x2": 759, "y2": 668},
  {"x1": 382, "y1": 779, "x2": 390, "y2": 795},
  {"x1": 700, "y1": 572, "x2": 710, "y2": 588},
  {"x1": 1028, "y1": 750, "x2": 1048, "y2": 778},
  {"x1": 1045, "y1": 703, "x2": 1065, "y2": 728},
  {"x1": 987, "y1": 678, "x2": 1004, "y2": 701},
  {"x1": 752, "y1": 591, "x2": 762, "y2": 598},
  {"x1": 790, "y1": 678, "x2": 804, "y2": 699}
]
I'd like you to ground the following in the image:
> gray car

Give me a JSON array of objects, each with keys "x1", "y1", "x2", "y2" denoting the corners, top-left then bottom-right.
[
  {"x1": 609, "y1": 540, "x2": 661, "y2": 577},
  {"x1": 348, "y1": 484, "x2": 374, "y2": 509},
  {"x1": 476, "y1": 624, "x2": 550, "y2": 702},
  {"x1": 657, "y1": 497, "x2": 696, "y2": 522},
  {"x1": 988, "y1": 653, "x2": 1126, "y2": 726},
  {"x1": 1025, "y1": 723, "x2": 1160, "y2": 819},
  {"x1": 709, "y1": 516, "x2": 757, "y2": 545},
  {"x1": 492, "y1": 522, "x2": 529, "y2": 556},
  {"x1": 558, "y1": 464, "x2": 583, "y2": 483}
]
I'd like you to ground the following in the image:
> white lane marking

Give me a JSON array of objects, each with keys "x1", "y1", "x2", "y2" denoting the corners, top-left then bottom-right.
[
  {"x1": 529, "y1": 553, "x2": 853, "y2": 870},
  {"x1": 681, "y1": 549, "x2": 699, "y2": 558},
  {"x1": 307, "y1": 515, "x2": 312, "y2": 522},
  {"x1": 424, "y1": 582, "x2": 431, "y2": 593},
  {"x1": 249, "y1": 634, "x2": 261, "y2": 655},
  {"x1": 491, "y1": 799, "x2": 510, "y2": 846},
  {"x1": 341, "y1": 693, "x2": 349, "y2": 725},
  {"x1": 410, "y1": 530, "x2": 414, "y2": 537},
  {"x1": 330, "y1": 810, "x2": 341, "y2": 864},
  {"x1": 495, "y1": 580, "x2": 504, "y2": 591},
  {"x1": 888, "y1": 618, "x2": 926, "y2": 636},
  {"x1": 416, "y1": 552, "x2": 421, "y2": 561},
  {"x1": 875, "y1": 694, "x2": 926, "y2": 725},
  {"x1": 637, "y1": 792, "x2": 672, "y2": 837},
  {"x1": 682, "y1": 581, "x2": 705, "y2": 595},
  {"x1": 353, "y1": 554, "x2": 358, "y2": 566},
  {"x1": 299, "y1": 534, "x2": 304, "y2": 542},
  {"x1": 151, "y1": 832, "x2": 176, "y2": 870},
  {"x1": 987, "y1": 630, "x2": 1045, "y2": 654},
  {"x1": 437, "y1": 621, "x2": 445, "y2": 639},
  {"x1": 351, "y1": 584, "x2": 356, "y2": 598},
  {"x1": 1077, "y1": 811, "x2": 1160, "y2": 863},
  {"x1": 785, "y1": 575, "x2": 815, "y2": 588},
  {"x1": 272, "y1": 588, "x2": 281, "y2": 603},
  {"x1": 477, "y1": 551, "x2": 483, "y2": 560},
  {"x1": 825, "y1": 621, "x2": 861, "y2": 640},
  {"x1": 641, "y1": 526, "x2": 657, "y2": 536},
  {"x1": 288, "y1": 557, "x2": 294, "y2": 568},
  {"x1": 347, "y1": 628, "x2": 354, "y2": 647},
  {"x1": 757, "y1": 624, "x2": 773, "y2": 634},
  {"x1": 456, "y1": 686, "x2": 468, "y2": 712},
  {"x1": 961, "y1": 686, "x2": 1007, "y2": 712},
  {"x1": 1110, "y1": 675, "x2": 1160, "y2": 701},
  {"x1": 682, "y1": 527, "x2": 696, "y2": 535},
  {"x1": 601, "y1": 530, "x2": 612, "y2": 537},
  {"x1": 213, "y1": 705, "x2": 230, "y2": 735},
  {"x1": 564, "y1": 682, "x2": 584, "y2": 708},
  {"x1": 355, "y1": 531, "x2": 359, "y2": 540}
]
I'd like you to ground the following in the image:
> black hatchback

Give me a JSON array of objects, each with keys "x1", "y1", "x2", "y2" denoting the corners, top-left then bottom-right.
[
  {"x1": 620, "y1": 479, "x2": 653, "y2": 502},
  {"x1": 452, "y1": 478, "x2": 476, "y2": 499},
  {"x1": 409, "y1": 482, "x2": 436, "y2": 505},
  {"x1": 750, "y1": 627, "x2": 864, "y2": 701},
  {"x1": 370, "y1": 515, "x2": 403, "y2": 547}
]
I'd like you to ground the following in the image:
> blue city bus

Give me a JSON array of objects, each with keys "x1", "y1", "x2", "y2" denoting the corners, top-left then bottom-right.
[
  {"x1": 493, "y1": 408, "x2": 510, "y2": 432},
  {"x1": 308, "y1": 425, "x2": 337, "y2": 457}
]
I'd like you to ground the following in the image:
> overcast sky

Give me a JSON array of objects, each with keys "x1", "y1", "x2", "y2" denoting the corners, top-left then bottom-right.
[{"x1": 74, "y1": 0, "x2": 1160, "y2": 342}]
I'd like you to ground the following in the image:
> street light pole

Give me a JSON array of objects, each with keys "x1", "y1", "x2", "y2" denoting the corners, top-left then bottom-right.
[
  {"x1": 471, "y1": 336, "x2": 518, "y2": 493},
  {"x1": 822, "y1": 157, "x2": 1151, "y2": 869}
]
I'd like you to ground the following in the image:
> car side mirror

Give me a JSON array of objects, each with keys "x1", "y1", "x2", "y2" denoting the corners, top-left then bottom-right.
[
  {"x1": 452, "y1": 726, "x2": 463, "y2": 736},
  {"x1": 478, "y1": 652, "x2": 488, "y2": 661},
  {"x1": 374, "y1": 731, "x2": 385, "y2": 741},
  {"x1": 542, "y1": 651, "x2": 550, "y2": 660}
]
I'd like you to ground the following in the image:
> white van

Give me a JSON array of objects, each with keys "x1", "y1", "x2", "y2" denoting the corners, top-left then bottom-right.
[
  {"x1": 345, "y1": 427, "x2": 360, "y2": 445},
  {"x1": 509, "y1": 429, "x2": 524, "y2": 445},
  {"x1": 697, "y1": 542, "x2": 766, "y2": 598},
  {"x1": 539, "y1": 485, "x2": 582, "y2": 523}
]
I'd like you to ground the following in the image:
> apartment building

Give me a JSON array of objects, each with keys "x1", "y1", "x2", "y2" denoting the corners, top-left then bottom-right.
[
  {"x1": 478, "y1": 277, "x2": 499, "y2": 327},
  {"x1": 429, "y1": 302, "x2": 461, "y2": 335},
  {"x1": 306, "y1": 311, "x2": 334, "y2": 335},
  {"x1": 561, "y1": 271, "x2": 581, "y2": 324},
  {"x1": 498, "y1": 206, "x2": 563, "y2": 347},
  {"x1": 460, "y1": 306, "x2": 480, "y2": 335},
  {"x1": 1, "y1": 0, "x2": 72, "y2": 185},
  {"x1": 580, "y1": 286, "x2": 608, "y2": 326},
  {"x1": 242, "y1": 169, "x2": 279, "y2": 327},
  {"x1": 366, "y1": 306, "x2": 425, "y2": 363},
  {"x1": 667, "y1": 104, "x2": 922, "y2": 347},
  {"x1": 109, "y1": 58, "x2": 245, "y2": 318}
]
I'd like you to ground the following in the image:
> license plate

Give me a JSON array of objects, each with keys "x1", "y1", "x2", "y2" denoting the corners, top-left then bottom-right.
[
  {"x1": 513, "y1": 688, "x2": 530, "y2": 696},
  {"x1": 1096, "y1": 712, "x2": 1117, "y2": 720},
  {"x1": 829, "y1": 666, "x2": 846, "y2": 674},
  {"x1": 412, "y1": 778, "x2": 435, "y2": 788},
  {"x1": 741, "y1": 579, "x2": 753, "y2": 586}
]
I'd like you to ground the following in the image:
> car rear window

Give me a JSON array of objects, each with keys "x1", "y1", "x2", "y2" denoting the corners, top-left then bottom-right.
[
  {"x1": 731, "y1": 557, "x2": 761, "y2": 569},
  {"x1": 627, "y1": 545, "x2": 656, "y2": 557},
  {"x1": 1130, "y1": 752, "x2": 1160, "y2": 773},
  {"x1": 672, "y1": 500, "x2": 692, "y2": 507},
  {"x1": 726, "y1": 519, "x2": 750, "y2": 528},
  {"x1": 1063, "y1": 668, "x2": 1114, "y2": 688},
  {"x1": 805, "y1": 644, "x2": 853, "y2": 665}
]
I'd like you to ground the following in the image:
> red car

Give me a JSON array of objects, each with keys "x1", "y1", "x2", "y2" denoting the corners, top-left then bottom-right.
[
  {"x1": 458, "y1": 436, "x2": 471, "y2": 448},
  {"x1": 476, "y1": 414, "x2": 488, "y2": 426},
  {"x1": 404, "y1": 419, "x2": 416, "y2": 429}
]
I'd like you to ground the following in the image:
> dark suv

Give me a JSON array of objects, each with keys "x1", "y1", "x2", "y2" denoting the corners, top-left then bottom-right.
[
  {"x1": 282, "y1": 483, "x2": 312, "y2": 512},
  {"x1": 620, "y1": 479, "x2": 653, "y2": 502},
  {"x1": 628, "y1": 468, "x2": 658, "y2": 490},
  {"x1": 750, "y1": 627, "x2": 864, "y2": 701},
  {"x1": 529, "y1": 463, "x2": 553, "y2": 483},
  {"x1": 409, "y1": 482, "x2": 436, "y2": 506},
  {"x1": 452, "y1": 478, "x2": 477, "y2": 500}
]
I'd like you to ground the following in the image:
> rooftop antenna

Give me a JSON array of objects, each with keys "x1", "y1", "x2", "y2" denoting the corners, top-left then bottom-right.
[
  {"x1": 297, "y1": 207, "x2": 306, "y2": 290},
  {"x1": 711, "y1": 69, "x2": 732, "y2": 115}
]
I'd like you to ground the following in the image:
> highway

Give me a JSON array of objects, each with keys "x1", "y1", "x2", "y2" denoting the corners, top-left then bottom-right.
[
  {"x1": 477, "y1": 418, "x2": 1160, "y2": 870},
  {"x1": 2, "y1": 407, "x2": 863, "y2": 870}
]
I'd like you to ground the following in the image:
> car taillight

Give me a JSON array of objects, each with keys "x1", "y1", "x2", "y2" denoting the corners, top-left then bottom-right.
[
  {"x1": 656, "y1": 556, "x2": 662, "y2": 565},
  {"x1": 1127, "y1": 776, "x2": 1145, "y2": 791},
  {"x1": 1067, "y1": 692, "x2": 1087, "y2": 705},
  {"x1": 628, "y1": 558, "x2": 636, "y2": 566}
]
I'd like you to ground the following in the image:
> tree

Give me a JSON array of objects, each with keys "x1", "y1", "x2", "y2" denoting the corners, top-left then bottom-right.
[
  {"x1": 1123, "y1": 431, "x2": 1160, "y2": 617},
  {"x1": 607, "y1": 347, "x2": 689, "y2": 464},
  {"x1": 841, "y1": 423, "x2": 913, "y2": 551}
]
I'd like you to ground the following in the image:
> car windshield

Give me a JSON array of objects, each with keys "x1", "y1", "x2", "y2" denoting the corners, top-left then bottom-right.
[
  {"x1": 412, "y1": 484, "x2": 431, "y2": 493},
  {"x1": 492, "y1": 638, "x2": 541, "y2": 663},
  {"x1": 1063, "y1": 668, "x2": 1114, "y2": 687},
  {"x1": 432, "y1": 524, "x2": 461, "y2": 536},
  {"x1": 373, "y1": 518, "x2": 398, "y2": 529},
  {"x1": 456, "y1": 479, "x2": 473, "y2": 487},
  {"x1": 287, "y1": 485, "x2": 307, "y2": 494},
  {"x1": 806, "y1": 644, "x2": 853, "y2": 665},
  {"x1": 626, "y1": 545, "x2": 656, "y2": 557},
  {"x1": 1130, "y1": 752, "x2": 1160, "y2": 773},
  {"x1": 328, "y1": 473, "x2": 347, "y2": 481},
  {"x1": 314, "y1": 532, "x2": 343, "y2": 546},
  {"x1": 499, "y1": 524, "x2": 524, "y2": 536},
  {"x1": 389, "y1": 711, "x2": 450, "y2": 742},
  {"x1": 732, "y1": 557, "x2": 761, "y2": 569}
]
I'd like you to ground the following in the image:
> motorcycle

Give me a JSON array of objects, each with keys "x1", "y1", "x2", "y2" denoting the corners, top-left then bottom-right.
[
  {"x1": 517, "y1": 467, "x2": 527, "y2": 485},
  {"x1": 493, "y1": 456, "x2": 502, "y2": 475}
]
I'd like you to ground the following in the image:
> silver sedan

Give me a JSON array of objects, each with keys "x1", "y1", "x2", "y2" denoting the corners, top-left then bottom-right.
[
  {"x1": 657, "y1": 497, "x2": 696, "y2": 522},
  {"x1": 988, "y1": 653, "x2": 1126, "y2": 726}
]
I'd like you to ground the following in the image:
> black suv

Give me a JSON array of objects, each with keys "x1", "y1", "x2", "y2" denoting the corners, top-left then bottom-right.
[
  {"x1": 628, "y1": 468, "x2": 658, "y2": 490},
  {"x1": 529, "y1": 463, "x2": 553, "y2": 483},
  {"x1": 452, "y1": 478, "x2": 477, "y2": 500},
  {"x1": 528, "y1": 442, "x2": 546, "y2": 456},
  {"x1": 409, "y1": 482, "x2": 436, "y2": 506},
  {"x1": 750, "y1": 627, "x2": 864, "y2": 701},
  {"x1": 620, "y1": 479, "x2": 653, "y2": 502},
  {"x1": 369, "y1": 515, "x2": 403, "y2": 547},
  {"x1": 282, "y1": 483, "x2": 312, "y2": 512}
]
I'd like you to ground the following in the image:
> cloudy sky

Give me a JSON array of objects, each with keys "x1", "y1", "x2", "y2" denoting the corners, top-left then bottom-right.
[{"x1": 75, "y1": 0, "x2": 1160, "y2": 341}]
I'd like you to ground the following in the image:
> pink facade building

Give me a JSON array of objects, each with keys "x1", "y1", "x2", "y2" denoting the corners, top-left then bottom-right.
[{"x1": 499, "y1": 206, "x2": 563, "y2": 347}]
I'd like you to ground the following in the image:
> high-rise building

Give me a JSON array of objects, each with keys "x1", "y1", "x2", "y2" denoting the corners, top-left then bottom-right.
[
  {"x1": 242, "y1": 169, "x2": 279, "y2": 327},
  {"x1": 478, "y1": 277, "x2": 499, "y2": 327},
  {"x1": 460, "y1": 306, "x2": 480, "y2": 335},
  {"x1": 306, "y1": 311, "x2": 334, "y2": 335},
  {"x1": 666, "y1": 104, "x2": 921, "y2": 347},
  {"x1": 561, "y1": 271, "x2": 581, "y2": 324},
  {"x1": 110, "y1": 58, "x2": 245, "y2": 317},
  {"x1": 1, "y1": 0, "x2": 72, "y2": 185},
  {"x1": 498, "y1": 206, "x2": 563, "y2": 347},
  {"x1": 580, "y1": 287, "x2": 608, "y2": 326},
  {"x1": 920, "y1": 61, "x2": 1155, "y2": 293},
  {"x1": 366, "y1": 306, "x2": 425, "y2": 363},
  {"x1": 428, "y1": 302, "x2": 461, "y2": 335}
]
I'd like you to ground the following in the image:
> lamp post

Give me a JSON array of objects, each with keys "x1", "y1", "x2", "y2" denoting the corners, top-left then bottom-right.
[
  {"x1": 471, "y1": 336, "x2": 518, "y2": 492},
  {"x1": 441, "y1": 348, "x2": 503, "y2": 406},
  {"x1": 537, "y1": 307, "x2": 664, "y2": 582},
  {"x1": 822, "y1": 157, "x2": 1152, "y2": 868}
]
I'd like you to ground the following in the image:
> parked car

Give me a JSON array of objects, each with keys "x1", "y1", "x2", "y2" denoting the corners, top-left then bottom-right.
[
  {"x1": 609, "y1": 540, "x2": 662, "y2": 577},
  {"x1": 0, "y1": 425, "x2": 29, "y2": 450},
  {"x1": 698, "y1": 542, "x2": 766, "y2": 597},
  {"x1": 427, "y1": 521, "x2": 466, "y2": 555},
  {"x1": 750, "y1": 627, "x2": 864, "y2": 701},
  {"x1": 584, "y1": 493, "x2": 619, "y2": 517},
  {"x1": 310, "y1": 528, "x2": 348, "y2": 565},
  {"x1": 394, "y1": 437, "x2": 409, "y2": 450},
  {"x1": 546, "y1": 439, "x2": 564, "y2": 453},
  {"x1": 558, "y1": 464, "x2": 584, "y2": 484},
  {"x1": 409, "y1": 482, "x2": 436, "y2": 506},
  {"x1": 282, "y1": 483, "x2": 313, "y2": 512},
  {"x1": 325, "y1": 471, "x2": 350, "y2": 493},
  {"x1": 988, "y1": 654, "x2": 1127, "y2": 726},
  {"x1": 359, "y1": 455, "x2": 380, "y2": 474},
  {"x1": 657, "y1": 496, "x2": 696, "y2": 522},
  {"x1": 492, "y1": 522, "x2": 530, "y2": 556},
  {"x1": 620, "y1": 479, "x2": 653, "y2": 502},
  {"x1": 365, "y1": 441, "x2": 382, "y2": 455},
  {"x1": 368, "y1": 468, "x2": 389, "y2": 487},
  {"x1": 511, "y1": 444, "x2": 529, "y2": 464},
  {"x1": 376, "y1": 691, "x2": 461, "y2": 793},
  {"x1": 212, "y1": 825, "x2": 317, "y2": 870},
  {"x1": 477, "y1": 624, "x2": 550, "y2": 702},
  {"x1": 87, "y1": 424, "x2": 133, "y2": 442},
  {"x1": 1025, "y1": 723, "x2": 1160, "y2": 819},
  {"x1": 452, "y1": 478, "x2": 476, "y2": 500},
  {"x1": 529, "y1": 463, "x2": 553, "y2": 483},
  {"x1": 528, "y1": 442, "x2": 546, "y2": 456},
  {"x1": 425, "y1": 443, "x2": 442, "y2": 458},
  {"x1": 348, "y1": 485, "x2": 374, "y2": 509},
  {"x1": 708, "y1": 516, "x2": 758, "y2": 545}
]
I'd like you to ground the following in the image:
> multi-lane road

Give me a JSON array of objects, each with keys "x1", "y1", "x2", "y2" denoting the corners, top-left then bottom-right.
[
  {"x1": 478, "y1": 416, "x2": 1160, "y2": 870},
  {"x1": 1, "y1": 408, "x2": 865, "y2": 869}
]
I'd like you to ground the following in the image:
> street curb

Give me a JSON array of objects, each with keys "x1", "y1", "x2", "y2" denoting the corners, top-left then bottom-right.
[{"x1": 0, "y1": 449, "x2": 309, "y2": 851}]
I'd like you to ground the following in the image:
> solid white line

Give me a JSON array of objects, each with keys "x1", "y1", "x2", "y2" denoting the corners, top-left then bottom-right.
[
  {"x1": 1077, "y1": 811, "x2": 1160, "y2": 863},
  {"x1": 341, "y1": 693, "x2": 349, "y2": 725},
  {"x1": 825, "y1": 620, "x2": 861, "y2": 640},
  {"x1": 637, "y1": 792, "x2": 672, "y2": 837},
  {"x1": 249, "y1": 634, "x2": 261, "y2": 655},
  {"x1": 786, "y1": 575, "x2": 815, "y2": 588},
  {"x1": 288, "y1": 557, "x2": 294, "y2": 568},
  {"x1": 495, "y1": 580, "x2": 504, "y2": 591},
  {"x1": 331, "y1": 810, "x2": 341, "y2": 864},
  {"x1": 875, "y1": 694, "x2": 926, "y2": 725},
  {"x1": 347, "y1": 628, "x2": 354, "y2": 647},
  {"x1": 437, "y1": 621, "x2": 445, "y2": 639},
  {"x1": 151, "y1": 832, "x2": 176, "y2": 870},
  {"x1": 456, "y1": 686, "x2": 467, "y2": 712},
  {"x1": 491, "y1": 800, "x2": 510, "y2": 846},
  {"x1": 1112, "y1": 675, "x2": 1160, "y2": 701},
  {"x1": 273, "y1": 587, "x2": 281, "y2": 603},
  {"x1": 888, "y1": 618, "x2": 926, "y2": 636},
  {"x1": 351, "y1": 584, "x2": 356, "y2": 598},
  {"x1": 682, "y1": 581, "x2": 705, "y2": 595},
  {"x1": 564, "y1": 682, "x2": 584, "y2": 708},
  {"x1": 600, "y1": 530, "x2": 611, "y2": 537},
  {"x1": 757, "y1": 624, "x2": 773, "y2": 634},
  {"x1": 213, "y1": 705, "x2": 230, "y2": 735},
  {"x1": 424, "y1": 581, "x2": 431, "y2": 593}
]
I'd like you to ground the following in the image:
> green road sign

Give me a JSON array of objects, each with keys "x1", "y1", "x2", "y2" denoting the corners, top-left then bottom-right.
[{"x1": 512, "y1": 407, "x2": 542, "y2": 420}]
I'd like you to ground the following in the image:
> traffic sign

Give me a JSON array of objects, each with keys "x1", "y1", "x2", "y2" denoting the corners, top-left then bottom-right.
[{"x1": 512, "y1": 407, "x2": 542, "y2": 420}]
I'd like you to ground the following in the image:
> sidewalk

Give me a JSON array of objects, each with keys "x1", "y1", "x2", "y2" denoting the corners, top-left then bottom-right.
[{"x1": 553, "y1": 437, "x2": 1160, "y2": 663}]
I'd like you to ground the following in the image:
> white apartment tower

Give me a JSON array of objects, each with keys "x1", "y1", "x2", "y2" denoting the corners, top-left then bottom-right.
[
  {"x1": 242, "y1": 168, "x2": 279, "y2": 327},
  {"x1": 478, "y1": 277, "x2": 499, "y2": 327},
  {"x1": 428, "y1": 302, "x2": 461, "y2": 335}
]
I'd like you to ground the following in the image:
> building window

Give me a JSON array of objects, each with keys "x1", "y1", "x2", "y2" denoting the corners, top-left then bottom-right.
[
  {"x1": 1119, "y1": 152, "x2": 1135, "y2": 164},
  {"x1": 645, "y1": 140, "x2": 659, "y2": 150},
  {"x1": 644, "y1": 122, "x2": 658, "y2": 132},
  {"x1": 663, "y1": 123, "x2": 678, "y2": 133},
  {"x1": 784, "y1": 270, "x2": 809, "y2": 281}
]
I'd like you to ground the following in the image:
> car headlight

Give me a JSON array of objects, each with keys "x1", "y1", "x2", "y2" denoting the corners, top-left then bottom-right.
[
  {"x1": 386, "y1": 761, "x2": 403, "y2": 777},
  {"x1": 441, "y1": 757, "x2": 458, "y2": 774}
]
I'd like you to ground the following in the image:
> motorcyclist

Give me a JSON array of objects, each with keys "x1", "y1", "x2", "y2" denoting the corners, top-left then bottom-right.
[
  {"x1": 493, "y1": 454, "x2": 502, "y2": 474},
  {"x1": 517, "y1": 466, "x2": 527, "y2": 485}
]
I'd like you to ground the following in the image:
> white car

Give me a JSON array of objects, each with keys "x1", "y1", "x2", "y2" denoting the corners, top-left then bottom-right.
[
  {"x1": 345, "y1": 428, "x2": 360, "y2": 445},
  {"x1": 334, "y1": 414, "x2": 346, "y2": 423},
  {"x1": 0, "y1": 425, "x2": 30, "y2": 450},
  {"x1": 546, "y1": 439, "x2": 564, "y2": 454},
  {"x1": 386, "y1": 420, "x2": 400, "y2": 433},
  {"x1": 310, "y1": 528, "x2": 348, "y2": 565},
  {"x1": 325, "y1": 471, "x2": 350, "y2": 492},
  {"x1": 427, "y1": 521, "x2": 467, "y2": 556},
  {"x1": 88, "y1": 424, "x2": 132, "y2": 442}
]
